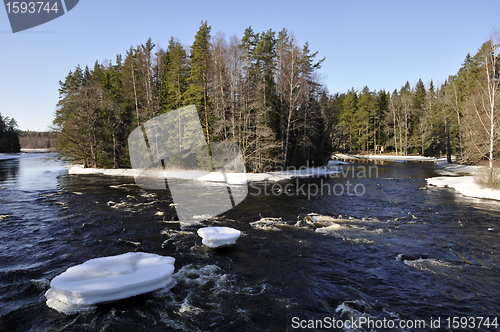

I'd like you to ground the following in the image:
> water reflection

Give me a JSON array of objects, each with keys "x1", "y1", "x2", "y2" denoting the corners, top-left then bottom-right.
[
  {"x1": 0, "y1": 153, "x2": 67, "y2": 191},
  {"x1": 1, "y1": 153, "x2": 500, "y2": 332},
  {"x1": 0, "y1": 158, "x2": 20, "y2": 183}
]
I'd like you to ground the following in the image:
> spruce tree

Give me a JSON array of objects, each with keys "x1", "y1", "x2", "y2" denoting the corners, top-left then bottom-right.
[
  {"x1": 185, "y1": 21, "x2": 212, "y2": 142},
  {"x1": 160, "y1": 37, "x2": 190, "y2": 112}
]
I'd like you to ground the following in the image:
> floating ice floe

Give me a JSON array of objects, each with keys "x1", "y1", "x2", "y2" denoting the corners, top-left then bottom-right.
[
  {"x1": 197, "y1": 226, "x2": 241, "y2": 248},
  {"x1": 45, "y1": 252, "x2": 176, "y2": 314},
  {"x1": 326, "y1": 159, "x2": 350, "y2": 167}
]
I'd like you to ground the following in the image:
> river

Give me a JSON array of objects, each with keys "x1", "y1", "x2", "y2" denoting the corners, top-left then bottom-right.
[{"x1": 0, "y1": 153, "x2": 499, "y2": 331}]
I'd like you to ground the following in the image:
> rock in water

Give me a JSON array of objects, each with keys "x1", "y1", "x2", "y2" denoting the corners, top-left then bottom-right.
[
  {"x1": 197, "y1": 226, "x2": 241, "y2": 248},
  {"x1": 45, "y1": 252, "x2": 175, "y2": 314}
]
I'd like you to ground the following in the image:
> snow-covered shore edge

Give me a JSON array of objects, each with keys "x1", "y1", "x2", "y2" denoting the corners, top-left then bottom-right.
[
  {"x1": 67, "y1": 164, "x2": 342, "y2": 184},
  {"x1": 427, "y1": 161, "x2": 500, "y2": 201},
  {"x1": 333, "y1": 153, "x2": 500, "y2": 201},
  {"x1": 67, "y1": 154, "x2": 500, "y2": 201},
  {"x1": 333, "y1": 153, "x2": 446, "y2": 163}
]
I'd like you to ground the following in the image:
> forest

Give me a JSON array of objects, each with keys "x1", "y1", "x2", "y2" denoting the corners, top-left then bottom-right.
[
  {"x1": 330, "y1": 36, "x2": 499, "y2": 167},
  {"x1": 53, "y1": 22, "x2": 499, "y2": 172},
  {"x1": 0, "y1": 113, "x2": 21, "y2": 153},
  {"x1": 19, "y1": 131, "x2": 59, "y2": 149}
]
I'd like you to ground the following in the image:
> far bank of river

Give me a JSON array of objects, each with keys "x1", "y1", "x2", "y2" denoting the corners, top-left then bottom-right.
[{"x1": 335, "y1": 153, "x2": 500, "y2": 201}]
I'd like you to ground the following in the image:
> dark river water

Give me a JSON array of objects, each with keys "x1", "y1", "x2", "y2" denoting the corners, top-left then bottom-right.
[{"x1": 1, "y1": 153, "x2": 499, "y2": 331}]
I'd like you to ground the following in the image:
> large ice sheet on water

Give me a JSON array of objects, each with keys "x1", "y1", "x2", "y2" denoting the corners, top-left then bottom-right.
[
  {"x1": 197, "y1": 227, "x2": 241, "y2": 248},
  {"x1": 45, "y1": 252, "x2": 175, "y2": 314}
]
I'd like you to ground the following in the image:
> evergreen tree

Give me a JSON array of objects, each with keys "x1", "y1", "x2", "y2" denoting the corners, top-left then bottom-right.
[
  {"x1": 160, "y1": 37, "x2": 190, "y2": 112},
  {"x1": 356, "y1": 86, "x2": 375, "y2": 151},
  {"x1": 240, "y1": 27, "x2": 280, "y2": 170},
  {"x1": 0, "y1": 114, "x2": 21, "y2": 153},
  {"x1": 374, "y1": 90, "x2": 389, "y2": 151},
  {"x1": 340, "y1": 89, "x2": 358, "y2": 151},
  {"x1": 412, "y1": 78, "x2": 427, "y2": 154},
  {"x1": 53, "y1": 26, "x2": 327, "y2": 170},
  {"x1": 185, "y1": 21, "x2": 212, "y2": 142}
]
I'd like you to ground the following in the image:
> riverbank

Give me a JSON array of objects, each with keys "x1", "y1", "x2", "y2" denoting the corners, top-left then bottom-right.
[
  {"x1": 333, "y1": 153, "x2": 448, "y2": 163},
  {"x1": 333, "y1": 153, "x2": 500, "y2": 201},
  {"x1": 20, "y1": 148, "x2": 55, "y2": 153},
  {"x1": 67, "y1": 155, "x2": 500, "y2": 201},
  {"x1": 67, "y1": 164, "x2": 342, "y2": 184},
  {"x1": 427, "y1": 161, "x2": 500, "y2": 201}
]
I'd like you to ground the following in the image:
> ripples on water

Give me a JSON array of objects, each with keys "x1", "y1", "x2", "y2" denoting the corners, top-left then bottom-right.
[{"x1": 0, "y1": 153, "x2": 499, "y2": 331}]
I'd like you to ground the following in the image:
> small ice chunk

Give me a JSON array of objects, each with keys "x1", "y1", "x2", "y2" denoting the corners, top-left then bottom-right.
[
  {"x1": 45, "y1": 252, "x2": 176, "y2": 314},
  {"x1": 197, "y1": 226, "x2": 241, "y2": 248},
  {"x1": 327, "y1": 159, "x2": 349, "y2": 167}
]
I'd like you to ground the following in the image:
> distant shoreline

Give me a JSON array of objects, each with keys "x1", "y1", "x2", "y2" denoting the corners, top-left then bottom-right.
[
  {"x1": 20, "y1": 148, "x2": 56, "y2": 153},
  {"x1": 67, "y1": 164, "x2": 343, "y2": 184},
  {"x1": 0, "y1": 149, "x2": 56, "y2": 160},
  {"x1": 333, "y1": 153, "x2": 449, "y2": 163}
]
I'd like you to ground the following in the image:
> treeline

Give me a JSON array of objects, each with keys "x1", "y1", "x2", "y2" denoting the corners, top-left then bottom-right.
[
  {"x1": 54, "y1": 23, "x2": 499, "y2": 170},
  {"x1": 54, "y1": 22, "x2": 330, "y2": 170},
  {"x1": 0, "y1": 113, "x2": 20, "y2": 153},
  {"x1": 326, "y1": 36, "x2": 499, "y2": 166},
  {"x1": 19, "y1": 131, "x2": 59, "y2": 149}
]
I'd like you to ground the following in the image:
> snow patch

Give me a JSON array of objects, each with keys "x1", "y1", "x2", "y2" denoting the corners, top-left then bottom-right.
[
  {"x1": 68, "y1": 164, "x2": 341, "y2": 184},
  {"x1": 425, "y1": 161, "x2": 500, "y2": 201},
  {"x1": 427, "y1": 176, "x2": 500, "y2": 201},
  {"x1": 334, "y1": 153, "x2": 446, "y2": 162}
]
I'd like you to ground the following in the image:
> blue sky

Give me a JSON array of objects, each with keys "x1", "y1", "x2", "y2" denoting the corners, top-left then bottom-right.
[{"x1": 1, "y1": 0, "x2": 499, "y2": 131}]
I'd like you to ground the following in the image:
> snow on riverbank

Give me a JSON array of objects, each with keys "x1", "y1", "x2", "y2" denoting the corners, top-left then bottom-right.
[
  {"x1": 427, "y1": 161, "x2": 500, "y2": 201},
  {"x1": 334, "y1": 153, "x2": 446, "y2": 163},
  {"x1": 20, "y1": 148, "x2": 55, "y2": 153},
  {"x1": 332, "y1": 153, "x2": 500, "y2": 201},
  {"x1": 434, "y1": 160, "x2": 481, "y2": 176},
  {"x1": 427, "y1": 175, "x2": 500, "y2": 201},
  {"x1": 67, "y1": 164, "x2": 342, "y2": 184}
]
